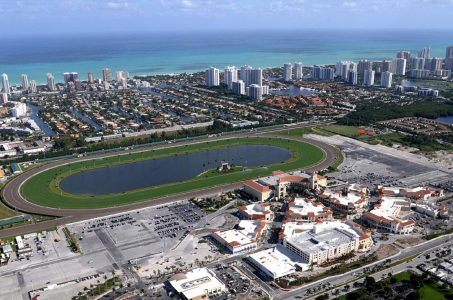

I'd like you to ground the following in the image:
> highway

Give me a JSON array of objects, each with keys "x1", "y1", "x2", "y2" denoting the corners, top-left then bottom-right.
[{"x1": 0, "y1": 122, "x2": 340, "y2": 238}]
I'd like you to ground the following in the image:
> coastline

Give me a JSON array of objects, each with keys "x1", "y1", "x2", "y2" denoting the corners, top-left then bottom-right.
[{"x1": 2, "y1": 29, "x2": 452, "y2": 85}]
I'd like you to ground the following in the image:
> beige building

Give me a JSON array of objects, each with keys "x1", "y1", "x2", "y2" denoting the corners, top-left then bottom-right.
[
  {"x1": 283, "y1": 220, "x2": 373, "y2": 265},
  {"x1": 362, "y1": 197, "x2": 415, "y2": 234}
]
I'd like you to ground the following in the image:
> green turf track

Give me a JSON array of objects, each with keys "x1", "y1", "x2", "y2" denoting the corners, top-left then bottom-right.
[{"x1": 21, "y1": 137, "x2": 324, "y2": 209}]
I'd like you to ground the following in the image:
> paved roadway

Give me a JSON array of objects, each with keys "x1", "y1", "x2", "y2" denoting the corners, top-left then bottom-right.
[
  {"x1": 0, "y1": 123, "x2": 340, "y2": 238},
  {"x1": 275, "y1": 234, "x2": 453, "y2": 300}
]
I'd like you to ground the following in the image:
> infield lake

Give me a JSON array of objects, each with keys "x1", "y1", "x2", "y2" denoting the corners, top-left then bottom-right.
[{"x1": 60, "y1": 144, "x2": 292, "y2": 195}]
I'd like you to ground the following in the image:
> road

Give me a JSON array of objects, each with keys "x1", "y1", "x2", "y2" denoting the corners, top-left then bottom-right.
[
  {"x1": 0, "y1": 122, "x2": 340, "y2": 238},
  {"x1": 275, "y1": 234, "x2": 453, "y2": 300}
]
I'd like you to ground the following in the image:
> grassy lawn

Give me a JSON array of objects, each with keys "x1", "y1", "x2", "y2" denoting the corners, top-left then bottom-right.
[
  {"x1": 393, "y1": 270, "x2": 411, "y2": 281},
  {"x1": 273, "y1": 127, "x2": 315, "y2": 136},
  {"x1": 21, "y1": 137, "x2": 325, "y2": 209},
  {"x1": 420, "y1": 284, "x2": 449, "y2": 300},
  {"x1": 0, "y1": 203, "x2": 17, "y2": 220}
]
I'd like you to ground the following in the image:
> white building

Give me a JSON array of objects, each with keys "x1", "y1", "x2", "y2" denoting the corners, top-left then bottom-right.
[
  {"x1": 317, "y1": 189, "x2": 368, "y2": 216},
  {"x1": 285, "y1": 197, "x2": 333, "y2": 223},
  {"x1": 394, "y1": 58, "x2": 407, "y2": 75},
  {"x1": 294, "y1": 62, "x2": 303, "y2": 79},
  {"x1": 414, "y1": 202, "x2": 449, "y2": 219},
  {"x1": 87, "y1": 72, "x2": 94, "y2": 83},
  {"x1": 2, "y1": 73, "x2": 10, "y2": 94},
  {"x1": 168, "y1": 268, "x2": 226, "y2": 300},
  {"x1": 312, "y1": 66, "x2": 335, "y2": 81},
  {"x1": 47, "y1": 73, "x2": 56, "y2": 91},
  {"x1": 0, "y1": 93, "x2": 8, "y2": 104},
  {"x1": 21, "y1": 74, "x2": 29, "y2": 90},
  {"x1": 363, "y1": 69, "x2": 375, "y2": 86},
  {"x1": 446, "y1": 46, "x2": 453, "y2": 71},
  {"x1": 347, "y1": 69, "x2": 357, "y2": 85},
  {"x1": 232, "y1": 80, "x2": 245, "y2": 95},
  {"x1": 378, "y1": 186, "x2": 442, "y2": 201},
  {"x1": 29, "y1": 80, "x2": 37, "y2": 94},
  {"x1": 205, "y1": 67, "x2": 220, "y2": 87},
  {"x1": 102, "y1": 68, "x2": 112, "y2": 82},
  {"x1": 362, "y1": 197, "x2": 415, "y2": 234},
  {"x1": 283, "y1": 63, "x2": 293, "y2": 81},
  {"x1": 63, "y1": 72, "x2": 79, "y2": 83},
  {"x1": 238, "y1": 203, "x2": 274, "y2": 221},
  {"x1": 411, "y1": 57, "x2": 425, "y2": 70},
  {"x1": 238, "y1": 66, "x2": 263, "y2": 87},
  {"x1": 115, "y1": 70, "x2": 128, "y2": 82},
  {"x1": 247, "y1": 245, "x2": 308, "y2": 279},
  {"x1": 336, "y1": 61, "x2": 357, "y2": 79},
  {"x1": 250, "y1": 68, "x2": 263, "y2": 86},
  {"x1": 211, "y1": 220, "x2": 267, "y2": 254},
  {"x1": 11, "y1": 102, "x2": 27, "y2": 118},
  {"x1": 247, "y1": 84, "x2": 263, "y2": 101},
  {"x1": 358, "y1": 60, "x2": 372, "y2": 77},
  {"x1": 283, "y1": 221, "x2": 373, "y2": 265},
  {"x1": 224, "y1": 66, "x2": 238, "y2": 89},
  {"x1": 380, "y1": 71, "x2": 393, "y2": 88}
]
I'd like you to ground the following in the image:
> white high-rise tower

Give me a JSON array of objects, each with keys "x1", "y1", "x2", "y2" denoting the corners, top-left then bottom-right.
[
  {"x1": 205, "y1": 67, "x2": 220, "y2": 87},
  {"x1": 2, "y1": 73, "x2": 10, "y2": 93},
  {"x1": 21, "y1": 74, "x2": 30, "y2": 90},
  {"x1": 224, "y1": 66, "x2": 238, "y2": 89},
  {"x1": 283, "y1": 63, "x2": 293, "y2": 81},
  {"x1": 294, "y1": 62, "x2": 303, "y2": 80}
]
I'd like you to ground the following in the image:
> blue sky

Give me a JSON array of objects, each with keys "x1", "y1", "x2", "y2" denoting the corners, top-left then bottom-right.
[{"x1": 2, "y1": 0, "x2": 453, "y2": 35}]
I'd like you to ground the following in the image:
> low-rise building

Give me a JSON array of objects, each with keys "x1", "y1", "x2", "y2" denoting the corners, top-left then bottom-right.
[
  {"x1": 238, "y1": 203, "x2": 274, "y2": 221},
  {"x1": 362, "y1": 197, "x2": 415, "y2": 234},
  {"x1": 211, "y1": 220, "x2": 267, "y2": 254},
  {"x1": 168, "y1": 267, "x2": 226, "y2": 300},
  {"x1": 243, "y1": 171, "x2": 327, "y2": 201},
  {"x1": 317, "y1": 189, "x2": 368, "y2": 216},
  {"x1": 414, "y1": 202, "x2": 449, "y2": 219},
  {"x1": 247, "y1": 245, "x2": 309, "y2": 279},
  {"x1": 378, "y1": 186, "x2": 443, "y2": 201},
  {"x1": 285, "y1": 197, "x2": 333, "y2": 222}
]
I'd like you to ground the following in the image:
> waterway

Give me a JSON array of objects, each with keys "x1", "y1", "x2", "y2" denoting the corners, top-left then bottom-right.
[
  {"x1": 69, "y1": 108, "x2": 103, "y2": 131},
  {"x1": 60, "y1": 144, "x2": 292, "y2": 195},
  {"x1": 436, "y1": 116, "x2": 453, "y2": 124},
  {"x1": 27, "y1": 104, "x2": 55, "y2": 137}
]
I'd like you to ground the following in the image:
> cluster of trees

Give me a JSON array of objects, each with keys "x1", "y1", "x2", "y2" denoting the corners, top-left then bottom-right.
[
  {"x1": 7, "y1": 119, "x2": 284, "y2": 164},
  {"x1": 338, "y1": 100, "x2": 453, "y2": 126},
  {"x1": 345, "y1": 272, "x2": 453, "y2": 300}
]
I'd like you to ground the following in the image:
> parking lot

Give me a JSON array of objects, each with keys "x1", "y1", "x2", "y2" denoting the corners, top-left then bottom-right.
[
  {"x1": 68, "y1": 201, "x2": 206, "y2": 262},
  {"x1": 214, "y1": 264, "x2": 251, "y2": 299}
]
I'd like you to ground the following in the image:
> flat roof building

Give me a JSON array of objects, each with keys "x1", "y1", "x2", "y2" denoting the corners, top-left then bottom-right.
[
  {"x1": 247, "y1": 245, "x2": 309, "y2": 279},
  {"x1": 211, "y1": 220, "x2": 267, "y2": 254},
  {"x1": 283, "y1": 220, "x2": 372, "y2": 265},
  {"x1": 362, "y1": 197, "x2": 415, "y2": 234},
  {"x1": 168, "y1": 267, "x2": 226, "y2": 300},
  {"x1": 285, "y1": 198, "x2": 333, "y2": 223},
  {"x1": 317, "y1": 189, "x2": 368, "y2": 216}
]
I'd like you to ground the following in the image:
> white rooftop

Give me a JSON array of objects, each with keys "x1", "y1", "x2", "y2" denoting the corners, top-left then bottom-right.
[
  {"x1": 369, "y1": 197, "x2": 408, "y2": 220},
  {"x1": 287, "y1": 228, "x2": 355, "y2": 254},
  {"x1": 169, "y1": 268, "x2": 225, "y2": 299},
  {"x1": 288, "y1": 198, "x2": 326, "y2": 216},
  {"x1": 241, "y1": 203, "x2": 271, "y2": 216},
  {"x1": 248, "y1": 245, "x2": 307, "y2": 278},
  {"x1": 322, "y1": 190, "x2": 363, "y2": 206},
  {"x1": 214, "y1": 220, "x2": 263, "y2": 247}
]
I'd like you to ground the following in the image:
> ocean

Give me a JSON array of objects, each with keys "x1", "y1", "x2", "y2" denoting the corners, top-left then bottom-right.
[{"x1": 2, "y1": 29, "x2": 452, "y2": 85}]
